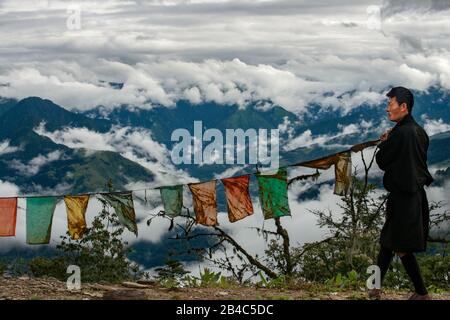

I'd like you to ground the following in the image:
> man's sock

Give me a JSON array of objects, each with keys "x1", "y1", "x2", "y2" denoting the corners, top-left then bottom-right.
[
  {"x1": 377, "y1": 246, "x2": 394, "y2": 285},
  {"x1": 400, "y1": 253, "x2": 428, "y2": 295}
]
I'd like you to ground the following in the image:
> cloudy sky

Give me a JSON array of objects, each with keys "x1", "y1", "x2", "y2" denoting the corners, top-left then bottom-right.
[
  {"x1": 1, "y1": 1, "x2": 449, "y2": 274},
  {"x1": 0, "y1": 0, "x2": 449, "y2": 112}
]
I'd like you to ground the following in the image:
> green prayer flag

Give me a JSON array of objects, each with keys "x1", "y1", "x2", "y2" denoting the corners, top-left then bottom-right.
[
  {"x1": 26, "y1": 197, "x2": 58, "y2": 244},
  {"x1": 256, "y1": 168, "x2": 291, "y2": 220},
  {"x1": 159, "y1": 185, "x2": 183, "y2": 217},
  {"x1": 101, "y1": 192, "x2": 138, "y2": 236}
]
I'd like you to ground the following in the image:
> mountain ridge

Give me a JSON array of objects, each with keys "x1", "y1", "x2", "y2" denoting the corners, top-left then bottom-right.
[{"x1": 0, "y1": 90, "x2": 449, "y2": 193}]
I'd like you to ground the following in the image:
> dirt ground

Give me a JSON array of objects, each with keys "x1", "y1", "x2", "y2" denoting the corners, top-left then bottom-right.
[{"x1": 0, "y1": 276, "x2": 448, "y2": 300}]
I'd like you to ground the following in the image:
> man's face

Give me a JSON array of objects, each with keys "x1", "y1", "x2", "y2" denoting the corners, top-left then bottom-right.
[{"x1": 386, "y1": 96, "x2": 409, "y2": 122}]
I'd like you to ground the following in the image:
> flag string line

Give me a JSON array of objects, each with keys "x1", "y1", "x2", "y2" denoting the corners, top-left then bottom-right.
[{"x1": 0, "y1": 139, "x2": 380, "y2": 199}]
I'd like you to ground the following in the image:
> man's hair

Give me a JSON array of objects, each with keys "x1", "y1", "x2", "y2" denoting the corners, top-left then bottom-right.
[{"x1": 386, "y1": 86, "x2": 414, "y2": 113}]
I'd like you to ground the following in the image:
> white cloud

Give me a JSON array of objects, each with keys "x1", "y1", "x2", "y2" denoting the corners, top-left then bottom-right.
[
  {"x1": 0, "y1": 66, "x2": 169, "y2": 111},
  {"x1": 339, "y1": 123, "x2": 359, "y2": 135},
  {"x1": 183, "y1": 86, "x2": 202, "y2": 104},
  {"x1": 0, "y1": 179, "x2": 20, "y2": 196},
  {"x1": 397, "y1": 63, "x2": 436, "y2": 90},
  {"x1": 34, "y1": 122, "x2": 115, "y2": 151},
  {"x1": 0, "y1": 140, "x2": 19, "y2": 155},
  {"x1": 34, "y1": 123, "x2": 193, "y2": 186},
  {"x1": 0, "y1": 1, "x2": 448, "y2": 113},
  {"x1": 2, "y1": 54, "x2": 444, "y2": 115},
  {"x1": 422, "y1": 115, "x2": 450, "y2": 136},
  {"x1": 278, "y1": 116, "x2": 295, "y2": 140},
  {"x1": 284, "y1": 121, "x2": 378, "y2": 151},
  {"x1": 27, "y1": 182, "x2": 74, "y2": 197},
  {"x1": 213, "y1": 165, "x2": 248, "y2": 180},
  {"x1": 0, "y1": 55, "x2": 447, "y2": 115},
  {"x1": 8, "y1": 150, "x2": 63, "y2": 176}
]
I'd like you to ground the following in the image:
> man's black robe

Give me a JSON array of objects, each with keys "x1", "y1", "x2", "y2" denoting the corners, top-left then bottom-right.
[{"x1": 375, "y1": 114, "x2": 434, "y2": 252}]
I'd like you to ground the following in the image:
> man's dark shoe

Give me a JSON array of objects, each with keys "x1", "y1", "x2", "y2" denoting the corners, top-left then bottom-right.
[
  {"x1": 368, "y1": 288, "x2": 382, "y2": 300},
  {"x1": 408, "y1": 293, "x2": 431, "y2": 300}
]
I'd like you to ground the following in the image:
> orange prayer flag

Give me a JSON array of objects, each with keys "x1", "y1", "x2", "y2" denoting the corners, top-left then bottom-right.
[
  {"x1": 221, "y1": 175, "x2": 253, "y2": 223},
  {"x1": 188, "y1": 180, "x2": 218, "y2": 226},
  {"x1": 0, "y1": 198, "x2": 18, "y2": 237}
]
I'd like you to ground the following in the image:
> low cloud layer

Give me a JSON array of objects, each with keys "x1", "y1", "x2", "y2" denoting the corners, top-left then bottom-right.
[
  {"x1": 422, "y1": 115, "x2": 450, "y2": 136},
  {"x1": 8, "y1": 150, "x2": 63, "y2": 177},
  {"x1": 284, "y1": 120, "x2": 379, "y2": 151},
  {"x1": 34, "y1": 122, "x2": 193, "y2": 186},
  {"x1": 0, "y1": 140, "x2": 19, "y2": 155}
]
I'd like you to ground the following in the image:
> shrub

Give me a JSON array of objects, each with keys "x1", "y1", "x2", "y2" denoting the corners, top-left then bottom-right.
[
  {"x1": 28, "y1": 198, "x2": 144, "y2": 283},
  {"x1": 28, "y1": 257, "x2": 67, "y2": 280}
]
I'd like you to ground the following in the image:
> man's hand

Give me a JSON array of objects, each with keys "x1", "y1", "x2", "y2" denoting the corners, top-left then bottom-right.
[{"x1": 380, "y1": 129, "x2": 392, "y2": 142}]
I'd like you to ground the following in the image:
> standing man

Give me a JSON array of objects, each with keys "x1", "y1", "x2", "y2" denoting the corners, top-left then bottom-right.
[{"x1": 371, "y1": 86, "x2": 434, "y2": 300}]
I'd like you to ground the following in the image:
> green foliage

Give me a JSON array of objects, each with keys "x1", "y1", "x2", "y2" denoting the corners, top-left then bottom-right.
[
  {"x1": 299, "y1": 239, "x2": 376, "y2": 283},
  {"x1": 27, "y1": 198, "x2": 144, "y2": 283},
  {"x1": 264, "y1": 239, "x2": 301, "y2": 277},
  {"x1": 298, "y1": 175, "x2": 383, "y2": 281},
  {"x1": 67, "y1": 151, "x2": 154, "y2": 193},
  {"x1": 258, "y1": 274, "x2": 289, "y2": 289},
  {"x1": 3, "y1": 258, "x2": 29, "y2": 277},
  {"x1": 418, "y1": 253, "x2": 450, "y2": 288},
  {"x1": 0, "y1": 260, "x2": 6, "y2": 275},
  {"x1": 261, "y1": 175, "x2": 386, "y2": 285},
  {"x1": 159, "y1": 277, "x2": 180, "y2": 289},
  {"x1": 383, "y1": 253, "x2": 450, "y2": 290},
  {"x1": 154, "y1": 259, "x2": 190, "y2": 287},
  {"x1": 297, "y1": 174, "x2": 449, "y2": 291},
  {"x1": 182, "y1": 268, "x2": 239, "y2": 288},
  {"x1": 325, "y1": 270, "x2": 363, "y2": 290},
  {"x1": 182, "y1": 275, "x2": 200, "y2": 287},
  {"x1": 427, "y1": 285, "x2": 446, "y2": 294},
  {"x1": 197, "y1": 268, "x2": 222, "y2": 287},
  {"x1": 183, "y1": 268, "x2": 221, "y2": 288},
  {"x1": 258, "y1": 271, "x2": 269, "y2": 287},
  {"x1": 257, "y1": 271, "x2": 305, "y2": 289},
  {"x1": 28, "y1": 257, "x2": 67, "y2": 279}
]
